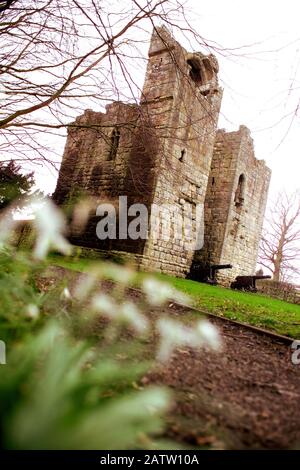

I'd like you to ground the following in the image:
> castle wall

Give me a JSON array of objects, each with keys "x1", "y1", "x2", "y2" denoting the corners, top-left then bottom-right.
[
  {"x1": 53, "y1": 27, "x2": 270, "y2": 282},
  {"x1": 196, "y1": 126, "x2": 271, "y2": 283},
  {"x1": 138, "y1": 27, "x2": 222, "y2": 276},
  {"x1": 53, "y1": 103, "x2": 139, "y2": 204},
  {"x1": 53, "y1": 102, "x2": 159, "y2": 254},
  {"x1": 53, "y1": 26, "x2": 222, "y2": 276}
]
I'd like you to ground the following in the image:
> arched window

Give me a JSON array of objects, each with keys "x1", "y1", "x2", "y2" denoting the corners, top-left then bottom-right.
[
  {"x1": 186, "y1": 54, "x2": 215, "y2": 91},
  {"x1": 234, "y1": 174, "x2": 245, "y2": 208},
  {"x1": 187, "y1": 59, "x2": 203, "y2": 84},
  {"x1": 108, "y1": 128, "x2": 120, "y2": 161}
]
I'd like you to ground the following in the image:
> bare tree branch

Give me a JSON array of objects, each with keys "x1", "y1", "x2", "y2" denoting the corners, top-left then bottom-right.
[{"x1": 258, "y1": 190, "x2": 300, "y2": 282}]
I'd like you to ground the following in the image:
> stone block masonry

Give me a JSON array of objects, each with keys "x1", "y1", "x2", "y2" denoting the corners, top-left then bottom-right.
[
  {"x1": 53, "y1": 26, "x2": 271, "y2": 282},
  {"x1": 194, "y1": 126, "x2": 271, "y2": 284}
]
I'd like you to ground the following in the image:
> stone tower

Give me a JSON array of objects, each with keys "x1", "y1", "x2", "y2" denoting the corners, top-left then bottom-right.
[
  {"x1": 195, "y1": 125, "x2": 271, "y2": 283},
  {"x1": 53, "y1": 27, "x2": 270, "y2": 281},
  {"x1": 53, "y1": 26, "x2": 223, "y2": 276}
]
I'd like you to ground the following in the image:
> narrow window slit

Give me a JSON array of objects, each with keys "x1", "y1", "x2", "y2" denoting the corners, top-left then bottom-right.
[
  {"x1": 108, "y1": 128, "x2": 120, "y2": 161},
  {"x1": 179, "y1": 149, "x2": 186, "y2": 162}
]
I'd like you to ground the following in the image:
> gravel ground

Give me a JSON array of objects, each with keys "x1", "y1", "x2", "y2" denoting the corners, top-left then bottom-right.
[
  {"x1": 46, "y1": 267, "x2": 300, "y2": 449},
  {"x1": 149, "y1": 304, "x2": 300, "y2": 449}
]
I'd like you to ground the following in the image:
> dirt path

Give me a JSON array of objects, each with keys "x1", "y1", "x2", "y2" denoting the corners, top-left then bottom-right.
[
  {"x1": 148, "y1": 302, "x2": 300, "y2": 449},
  {"x1": 47, "y1": 267, "x2": 300, "y2": 449}
]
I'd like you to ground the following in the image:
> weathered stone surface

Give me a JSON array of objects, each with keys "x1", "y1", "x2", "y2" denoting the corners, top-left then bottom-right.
[
  {"x1": 195, "y1": 126, "x2": 271, "y2": 283},
  {"x1": 53, "y1": 27, "x2": 271, "y2": 283}
]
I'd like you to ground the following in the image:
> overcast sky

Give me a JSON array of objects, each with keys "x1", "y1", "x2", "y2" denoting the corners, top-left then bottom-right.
[
  {"x1": 32, "y1": 0, "x2": 300, "y2": 201},
  {"x1": 189, "y1": 0, "x2": 300, "y2": 201}
]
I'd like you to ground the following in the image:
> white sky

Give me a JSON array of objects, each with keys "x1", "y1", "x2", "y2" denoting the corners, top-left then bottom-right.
[
  {"x1": 188, "y1": 0, "x2": 300, "y2": 201},
  {"x1": 32, "y1": 0, "x2": 300, "y2": 202}
]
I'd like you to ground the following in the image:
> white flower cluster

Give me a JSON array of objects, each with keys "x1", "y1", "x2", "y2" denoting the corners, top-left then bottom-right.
[
  {"x1": 92, "y1": 294, "x2": 148, "y2": 334},
  {"x1": 72, "y1": 263, "x2": 135, "y2": 302},
  {"x1": 157, "y1": 318, "x2": 221, "y2": 362},
  {"x1": 0, "y1": 195, "x2": 222, "y2": 364},
  {"x1": 32, "y1": 198, "x2": 72, "y2": 260},
  {"x1": 142, "y1": 277, "x2": 189, "y2": 306},
  {"x1": 0, "y1": 196, "x2": 72, "y2": 259}
]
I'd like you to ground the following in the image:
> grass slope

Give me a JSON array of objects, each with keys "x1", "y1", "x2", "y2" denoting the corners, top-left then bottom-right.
[{"x1": 50, "y1": 254, "x2": 300, "y2": 338}]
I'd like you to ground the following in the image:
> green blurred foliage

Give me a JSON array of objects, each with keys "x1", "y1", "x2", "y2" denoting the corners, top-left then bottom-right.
[{"x1": 0, "y1": 249, "x2": 171, "y2": 449}]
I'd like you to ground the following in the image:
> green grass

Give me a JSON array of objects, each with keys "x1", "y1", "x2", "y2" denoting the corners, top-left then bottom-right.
[
  {"x1": 159, "y1": 274, "x2": 300, "y2": 338},
  {"x1": 49, "y1": 254, "x2": 300, "y2": 338}
]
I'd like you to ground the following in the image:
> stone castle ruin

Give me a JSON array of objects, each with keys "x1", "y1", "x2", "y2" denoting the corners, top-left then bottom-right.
[{"x1": 53, "y1": 26, "x2": 271, "y2": 283}]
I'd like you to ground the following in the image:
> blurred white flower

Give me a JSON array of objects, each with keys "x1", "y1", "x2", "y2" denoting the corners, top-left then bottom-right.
[
  {"x1": 32, "y1": 197, "x2": 72, "y2": 260},
  {"x1": 110, "y1": 386, "x2": 171, "y2": 420},
  {"x1": 142, "y1": 277, "x2": 189, "y2": 306},
  {"x1": 61, "y1": 287, "x2": 72, "y2": 300},
  {"x1": 196, "y1": 320, "x2": 221, "y2": 351},
  {"x1": 157, "y1": 318, "x2": 221, "y2": 362},
  {"x1": 70, "y1": 198, "x2": 95, "y2": 234},
  {"x1": 171, "y1": 289, "x2": 190, "y2": 306},
  {"x1": 73, "y1": 264, "x2": 134, "y2": 301},
  {"x1": 25, "y1": 304, "x2": 40, "y2": 320},
  {"x1": 119, "y1": 301, "x2": 148, "y2": 334},
  {"x1": 92, "y1": 294, "x2": 148, "y2": 334},
  {"x1": 74, "y1": 273, "x2": 98, "y2": 300},
  {"x1": 142, "y1": 278, "x2": 172, "y2": 306},
  {"x1": 91, "y1": 293, "x2": 116, "y2": 315},
  {"x1": 103, "y1": 263, "x2": 135, "y2": 284},
  {"x1": 157, "y1": 318, "x2": 192, "y2": 362},
  {"x1": 139, "y1": 387, "x2": 170, "y2": 416}
]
